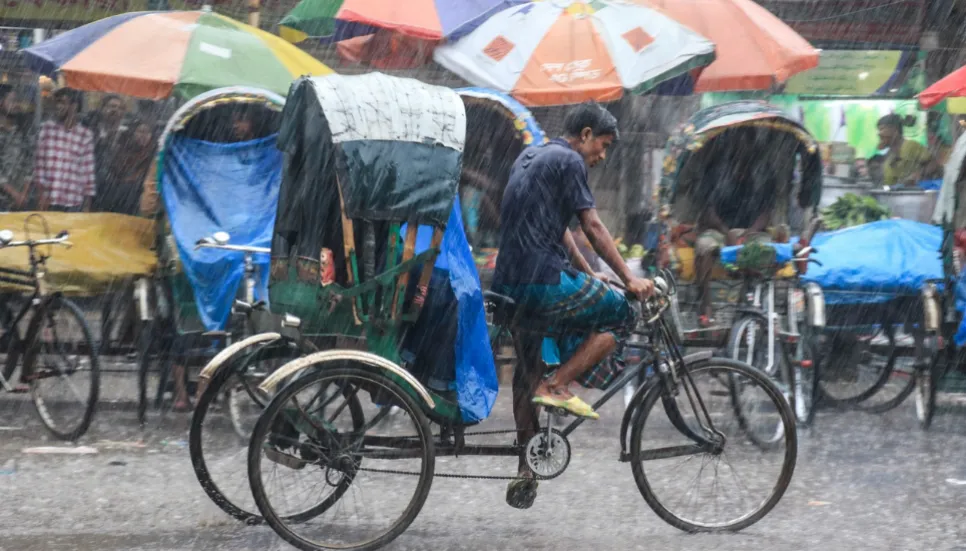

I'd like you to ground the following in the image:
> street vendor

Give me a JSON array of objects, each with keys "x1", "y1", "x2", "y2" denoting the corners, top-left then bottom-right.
[
  {"x1": 693, "y1": 127, "x2": 795, "y2": 325},
  {"x1": 877, "y1": 114, "x2": 939, "y2": 188}
]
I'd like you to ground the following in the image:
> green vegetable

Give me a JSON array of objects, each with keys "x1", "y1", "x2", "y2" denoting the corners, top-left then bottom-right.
[{"x1": 821, "y1": 193, "x2": 891, "y2": 230}]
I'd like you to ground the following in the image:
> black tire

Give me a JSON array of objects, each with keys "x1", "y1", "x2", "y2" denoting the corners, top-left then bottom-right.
[
  {"x1": 249, "y1": 364, "x2": 435, "y2": 551},
  {"x1": 915, "y1": 355, "x2": 939, "y2": 431},
  {"x1": 792, "y1": 332, "x2": 821, "y2": 426},
  {"x1": 630, "y1": 357, "x2": 797, "y2": 532},
  {"x1": 190, "y1": 342, "x2": 350, "y2": 525},
  {"x1": 818, "y1": 330, "x2": 896, "y2": 407},
  {"x1": 26, "y1": 296, "x2": 100, "y2": 441},
  {"x1": 136, "y1": 321, "x2": 156, "y2": 426},
  {"x1": 0, "y1": 298, "x2": 24, "y2": 383},
  {"x1": 856, "y1": 347, "x2": 915, "y2": 414},
  {"x1": 728, "y1": 314, "x2": 789, "y2": 447}
]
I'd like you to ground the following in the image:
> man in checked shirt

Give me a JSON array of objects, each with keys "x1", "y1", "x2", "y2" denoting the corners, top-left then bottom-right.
[{"x1": 34, "y1": 88, "x2": 96, "y2": 212}]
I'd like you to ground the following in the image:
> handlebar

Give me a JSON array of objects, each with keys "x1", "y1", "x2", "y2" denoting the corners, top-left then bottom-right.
[
  {"x1": 0, "y1": 229, "x2": 72, "y2": 249},
  {"x1": 194, "y1": 233, "x2": 270, "y2": 254}
]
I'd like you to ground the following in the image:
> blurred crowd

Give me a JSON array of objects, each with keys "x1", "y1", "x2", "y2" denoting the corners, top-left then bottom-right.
[{"x1": 0, "y1": 84, "x2": 171, "y2": 217}]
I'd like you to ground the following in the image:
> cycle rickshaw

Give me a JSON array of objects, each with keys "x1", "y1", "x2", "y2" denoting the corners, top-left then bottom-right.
[
  {"x1": 135, "y1": 86, "x2": 285, "y2": 424},
  {"x1": 215, "y1": 75, "x2": 797, "y2": 551},
  {"x1": 655, "y1": 101, "x2": 826, "y2": 425},
  {"x1": 916, "y1": 129, "x2": 966, "y2": 428}
]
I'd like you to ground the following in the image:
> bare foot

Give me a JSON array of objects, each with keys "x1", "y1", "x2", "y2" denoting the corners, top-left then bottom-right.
[{"x1": 533, "y1": 381, "x2": 574, "y2": 402}]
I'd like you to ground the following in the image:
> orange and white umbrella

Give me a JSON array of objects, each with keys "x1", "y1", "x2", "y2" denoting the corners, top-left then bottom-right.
[{"x1": 433, "y1": 0, "x2": 716, "y2": 106}]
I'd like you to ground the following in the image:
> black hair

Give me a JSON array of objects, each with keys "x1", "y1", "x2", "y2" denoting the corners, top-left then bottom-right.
[
  {"x1": 563, "y1": 101, "x2": 619, "y2": 142},
  {"x1": 100, "y1": 94, "x2": 123, "y2": 108},
  {"x1": 0, "y1": 84, "x2": 13, "y2": 103},
  {"x1": 52, "y1": 87, "x2": 83, "y2": 111}
]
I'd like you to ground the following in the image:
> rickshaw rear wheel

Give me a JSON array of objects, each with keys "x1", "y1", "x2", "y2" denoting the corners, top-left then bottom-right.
[
  {"x1": 817, "y1": 330, "x2": 896, "y2": 407},
  {"x1": 249, "y1": 363, "x2": 435, "y2": 551},
  {"x1": 190, "y1": 341, "x2": 325, "y2": 525},
  {"x1": 915, "y1": 353, "x2": 940, "y2": 430}
]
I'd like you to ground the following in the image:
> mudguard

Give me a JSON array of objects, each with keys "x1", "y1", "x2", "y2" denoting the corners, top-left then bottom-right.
[
  {"x1": 198, "y1": 332, "x2": 282, "y2": 381},
  {"x1": 258, "y1": 349, "x2": 436, "y2": 409}
]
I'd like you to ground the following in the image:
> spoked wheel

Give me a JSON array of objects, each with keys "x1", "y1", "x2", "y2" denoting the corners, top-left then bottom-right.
[
  {"x1": 249, "y1": 364, "x2": 435, "y2": 551},
  {"x1": 818, "y1": 329, "x2": 896, "y2": 407},
  {"x1": 24, "y1": 297, "x2": 100, "y2": 441},
  {"x1": 791, "y1": 324, "x2": 821, "y2": 427},
  {"x1": 0, "y1": 298, "x2": 24, "y2": 384},
  {"x1": 857, "y1": 349, "x2": 916, "y2": 414},
  {"x1": 630, "y1": 358, "x2": 796, "y2": 532},
  {"x1": 728, "y1": 315, "x2": 788, "y2": 447},
  {"x1": 190, "y1": 341, "x2": 305, "y2": 525}
]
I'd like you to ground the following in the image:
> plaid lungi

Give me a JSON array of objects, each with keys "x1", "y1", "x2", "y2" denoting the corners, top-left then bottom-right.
[{"x1": 495, "y1": 271, "x2": 634, "y2": 389}]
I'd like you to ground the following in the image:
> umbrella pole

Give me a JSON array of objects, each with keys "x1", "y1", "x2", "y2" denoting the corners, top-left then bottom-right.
[{"x1": 248, "y1": 0, "x2": 260, "y2": 28}]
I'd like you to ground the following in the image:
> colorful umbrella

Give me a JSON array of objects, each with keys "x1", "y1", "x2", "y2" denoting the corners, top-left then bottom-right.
[
  {"x1": 433, "y1": 0, "x2": 716, "y2": 106},
  {"x1": 920, "y1": 65, "x2": 966, "y2": 110},
  {"x1": 636, "y1": 0, "x2": 818, "y2": 92},
  {"x1": 23, "y1": 9, "x2": 332, "y2": 101},
  {"x1": 279, "y1": 0, "x2": 523, "y2": 43}
]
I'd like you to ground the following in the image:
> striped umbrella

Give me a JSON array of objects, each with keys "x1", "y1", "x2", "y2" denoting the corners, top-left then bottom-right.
[
  {"x1": 434, "y1": 0, "x2": 716, "y2": 106},
  {"x1": 279, "y1": 0, "x2": 524, "y2": 43},
  {"x1": 24, "y1": 8, "x2": 332, "y2": 101}
]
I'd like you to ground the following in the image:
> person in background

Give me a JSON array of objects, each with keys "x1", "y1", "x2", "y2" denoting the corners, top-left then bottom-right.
[
  {"x1": 0, "y1": 85, "x2": 34, "y2": 211},
  {"x1": 877, "y1": 114, "x2": 938, "y2": 188},
  {"x1": 231, "y1": 107, "x2": 255, "y2": 142},
  {"x1": 94, "y1": 119, "x2": 156, "y2": 216},
  {"x1": 84, "y1": 94, "x2": 127, "y2": 204},
  {"x1": 34, "y1": 88, "x2": 96, "y2": 212}
]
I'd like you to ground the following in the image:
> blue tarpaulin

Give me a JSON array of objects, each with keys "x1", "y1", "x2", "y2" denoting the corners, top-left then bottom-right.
[
  {"x1": 160, "y1": 133, "x2": 282, "y2": 331},
  {"x1": 802, "y1": 219, "x2": 943, "y2": 305},
  {"x1": 404, "y1": 197, "x2": 498, "y2": 423}
]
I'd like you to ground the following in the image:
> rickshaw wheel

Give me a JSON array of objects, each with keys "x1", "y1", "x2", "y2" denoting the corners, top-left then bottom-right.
[
  {"x1": 249, "y1": 363, "x2": 435, "y2": 551},
  {"x1": 190, "y1": 341, "x2": 321, "y2": 525},
  {"x1": 817, "y1": 331, "x2": 896, "y2": 407},
  {"x1": 915, "y1": 354, "x2": 940, "y2": 430}
]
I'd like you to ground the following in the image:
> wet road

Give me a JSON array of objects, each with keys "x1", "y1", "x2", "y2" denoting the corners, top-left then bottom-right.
[{"x1": 2, "y1": 371, "x2": 966, "y2": 551}]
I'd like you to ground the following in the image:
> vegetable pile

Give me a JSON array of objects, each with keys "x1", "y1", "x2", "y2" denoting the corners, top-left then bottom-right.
[{"x1": 822, "y1": 193, "x2": 891, "y2": 230}]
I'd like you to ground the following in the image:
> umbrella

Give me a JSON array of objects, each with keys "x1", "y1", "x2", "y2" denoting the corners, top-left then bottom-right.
[
  {"x1": 636, "y1": 0, "x2": 818, "y2": 92},
  {"x1": 920, "y1": 65, "x2": 966, "y2": 110},
  {"x1": 23, "y1": 8, "x2": 332, "y2": 101},
  {"x1": 279, "y1": 0, "x2": 523, "y2": 43},
  {"x1": 433, "y1": 0, "x2": 716, "y2": 107}
]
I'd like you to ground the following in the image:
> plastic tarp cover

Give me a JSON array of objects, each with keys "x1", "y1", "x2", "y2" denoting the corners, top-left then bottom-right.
[
  {"x1": 0, "y1": 212, "x2": 156, "y2": 295},
  {"x1": 954, "y1": 271, "x2": 966, "y2": 345},
  {"x1": 161, "y1": 133, "x2": 282, "y2": 331},
  {"x1": 403, "y1": 197, "x2": 498, "y2": 423},
  {"x1": 802, "y1": 219, "x2": 943, "y2": 304},
  {"x1": 720, "y1": 243, "x2": 796, "y2": 266}
]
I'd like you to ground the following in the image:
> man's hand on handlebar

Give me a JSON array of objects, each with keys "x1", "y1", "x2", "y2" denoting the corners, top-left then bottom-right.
[{"x1": 625, "y1": 277, "x2": 655, "y2": 302}]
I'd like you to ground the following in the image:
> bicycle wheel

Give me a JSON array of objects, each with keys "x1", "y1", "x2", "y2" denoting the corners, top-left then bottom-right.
[
  {"x1": 818, "y1": 330, "x2": 896, "y2": 406},
  {"x1": 25, "y1": 296, "x2": 100, "y2": 441},
  {"x1": 249, "y1": 363, "x2": 435, "y2": 551},
  {"x1": 792, "y1": 327, "x2": 821, "y2": 426},
  {"x1": 0, "y1": 298, "x2": 23, "y2": 383},
  {"x1": 630, "y1": 357, "x2": 796, "y2": 532},
  {"x1": 190, "y1": 340, "x2": 341, "y2": 525},
  {"x1": 728, "y1": 315, "x2": 788, "y2": 447}
]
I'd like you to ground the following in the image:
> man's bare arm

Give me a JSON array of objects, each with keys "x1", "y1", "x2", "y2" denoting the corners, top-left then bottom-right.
[
  {"x1": 577, "y1": 208, "x2": 633, "y2": 284},
  {"x1": 563, "y1": 228, "x2": 594, "y2": 275}
]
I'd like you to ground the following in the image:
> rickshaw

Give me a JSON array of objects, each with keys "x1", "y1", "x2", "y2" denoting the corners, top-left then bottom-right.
[
  {"x1": 135, "y1": 86, "x2": 285, "y2": 425},
  {"x1": 187, "y1": 85, "x2": 547, "y2": 525},
  {"x1": 237, "y1": 74, "x2": 797, "y2": 551},
  {"x1": 915, "y1": 129, "x2": 966, "y2": 429},
  {"x1": 656, "y1": 101, "x2": 827, "y2": 425}
]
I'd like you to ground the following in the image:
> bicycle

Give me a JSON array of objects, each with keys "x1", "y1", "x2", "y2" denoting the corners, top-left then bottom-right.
[
  {"x1": 0, "y1": 218, "x2": 100, "y2": 441},
  {"x1": 246, "y1": 271, "x2": 798, "y2": 551}
]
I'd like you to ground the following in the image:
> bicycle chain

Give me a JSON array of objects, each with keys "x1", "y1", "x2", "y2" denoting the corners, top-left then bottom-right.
[{"x1": 349, "y1": 427, "x2": 539, "y2": 481}]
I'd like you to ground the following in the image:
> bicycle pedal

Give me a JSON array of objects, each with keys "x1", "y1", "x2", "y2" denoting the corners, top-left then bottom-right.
[{"x1": 548, "y1": 407, "x2": 570, "y2": 417}]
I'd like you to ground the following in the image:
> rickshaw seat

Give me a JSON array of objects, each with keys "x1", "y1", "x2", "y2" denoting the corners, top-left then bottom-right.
[{"x1": 483, "y1": 290, "x2": 516, "y2": 325}]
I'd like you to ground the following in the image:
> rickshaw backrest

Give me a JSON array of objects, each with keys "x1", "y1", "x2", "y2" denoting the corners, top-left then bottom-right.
[{"x1": 269, "y1": 74, "x2": 466, "y2": 358}]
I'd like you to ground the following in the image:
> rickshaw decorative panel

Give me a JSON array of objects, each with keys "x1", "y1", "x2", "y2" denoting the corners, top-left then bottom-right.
[{"x1": 308, "y1": 73, "x2": 466, "y2": 228}]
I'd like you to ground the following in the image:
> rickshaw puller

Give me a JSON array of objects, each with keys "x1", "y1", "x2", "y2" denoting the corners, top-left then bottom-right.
[{"x1": 492, "y1": 102, "x2": 653, "y2": 502}]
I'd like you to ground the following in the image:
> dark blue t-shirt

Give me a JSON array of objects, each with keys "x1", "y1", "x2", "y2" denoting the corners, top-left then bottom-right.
[{"x1": 493, "y1": 138, "x2": 596, "y2": 287}]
